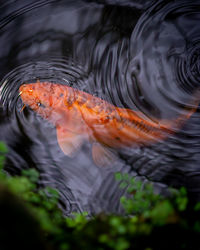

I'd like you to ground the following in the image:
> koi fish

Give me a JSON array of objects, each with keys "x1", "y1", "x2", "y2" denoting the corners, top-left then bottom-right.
[{"x1": 19, "y1": 81, "x2": 198, "y2": 167}]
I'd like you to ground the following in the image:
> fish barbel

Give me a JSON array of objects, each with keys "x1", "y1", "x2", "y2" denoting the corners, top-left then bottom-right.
[{"x1": 19, "y1": 81, "x2": 199, "y2": 166}]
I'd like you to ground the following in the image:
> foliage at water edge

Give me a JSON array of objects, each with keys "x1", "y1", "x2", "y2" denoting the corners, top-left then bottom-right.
[{"x1": 0, "y1": 141, "x2": 200, "y2": 250}]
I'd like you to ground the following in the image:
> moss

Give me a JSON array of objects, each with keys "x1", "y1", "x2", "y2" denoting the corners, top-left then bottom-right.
[{"x1": 0, "y1": 141, "x2": 200, "y2": 249}]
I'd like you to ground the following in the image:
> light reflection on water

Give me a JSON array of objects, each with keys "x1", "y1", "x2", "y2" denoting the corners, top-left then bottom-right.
[{"x1": 0, "y1": 0, "x2": 200, "y2": 215}]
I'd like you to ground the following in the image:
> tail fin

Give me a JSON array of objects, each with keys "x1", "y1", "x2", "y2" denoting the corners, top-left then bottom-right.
[{"x1": 159, "y1": 89, "x2": 200, "y2": 132}]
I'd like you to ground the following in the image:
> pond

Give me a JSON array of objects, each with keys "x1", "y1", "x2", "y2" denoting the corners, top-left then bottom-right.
[{"x1": 0, "y1": 0, "x2": 200, "y2": 215}]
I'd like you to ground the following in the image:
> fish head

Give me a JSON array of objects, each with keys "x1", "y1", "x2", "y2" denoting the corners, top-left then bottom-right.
[{"x1": 19, "y1": 81, "x2": 65, "y2": 120}]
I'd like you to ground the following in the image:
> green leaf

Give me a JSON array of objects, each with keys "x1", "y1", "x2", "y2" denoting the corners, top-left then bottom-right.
[
  {"x1": 150, "y1": 200, "x2": 175, "y2": 225},
  {"x1": 119, "y1": 181, "x2": 128, "y2": 189},
  {"x1": 115, "y1": 237, "x2": 130, "y2": 250},
  {"x1": 0, "y1": 141, "x2": 7, "y2": 153},
  {"x1": 194, "y1": 202, "x2": 200, "y2": 211},
  {"x1": 122, "y1": 173, "x2": 130, "y2": 181},
  {"x1": 179, "y1": 187, "x2": 187, "y2": 196},
  {"x1": 99, "y1": 234, "x2": 109, "y2": 243},
  {"x1": 22, "y1": 168, "x2": 39, "y2": 183},
  {"x1": 115, "y1": 172, "x2": 122, "y2": 181},
  {"x1": 127, "y1": 186, "x2": 136, "y2": 193},
  {"x1": 109, "y1": 217, "x2": 121, "y2": 227},
  {"x1": 176, "y1": 196, "x2": 188, "y2": 211},
  {"x1": 194, "y1": 221, "x2": 200, "y2": 232}
]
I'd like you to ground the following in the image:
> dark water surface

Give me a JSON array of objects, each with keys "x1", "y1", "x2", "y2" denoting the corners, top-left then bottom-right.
[{"x1": 1, "y1": 0, "x2": 200, "y2": 215}]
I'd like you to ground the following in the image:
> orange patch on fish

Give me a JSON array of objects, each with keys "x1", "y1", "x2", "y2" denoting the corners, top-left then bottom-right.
[{"x1": 19, "y1": 81, "x2": 199, "y2": 167}]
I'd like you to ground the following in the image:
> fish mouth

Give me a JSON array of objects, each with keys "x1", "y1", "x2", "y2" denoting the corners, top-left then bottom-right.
[
  {"x1": 19, "y1": 83, "x2": 33, "y2": 92},
  {"x1": 19, "y1": 89, "x2": 26, "y2": 112}
]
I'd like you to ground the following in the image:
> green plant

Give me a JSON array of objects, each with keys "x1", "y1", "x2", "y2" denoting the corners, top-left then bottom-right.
[
  {"x1": 1, "y1": 141, "x2": 200, "y2": 249},
  {"x1": 0, "y1": 141, "x2": 7, "y2": 178},
  {"x1": 114, "y1": 172, "x2": 189, "y2": 225}
]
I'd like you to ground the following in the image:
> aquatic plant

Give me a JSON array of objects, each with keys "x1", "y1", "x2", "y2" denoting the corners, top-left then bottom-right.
[{"x1": 0, "y1": 141, "x2": 200, "y2": 250}]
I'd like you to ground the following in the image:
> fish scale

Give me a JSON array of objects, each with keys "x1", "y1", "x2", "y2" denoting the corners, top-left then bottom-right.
[{"x1": 19, "y1": 81, "x2": 199, "y2": 167}]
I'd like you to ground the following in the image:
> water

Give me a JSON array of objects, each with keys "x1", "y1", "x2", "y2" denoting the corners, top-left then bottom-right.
[{"x1": 0, "y1": 0, "x2": 200, "y2": 215}]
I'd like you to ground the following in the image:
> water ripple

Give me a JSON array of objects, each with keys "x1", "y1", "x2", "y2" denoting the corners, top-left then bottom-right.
[
  {"x1": 128, "y1": 0, "x2": 200, "y2": 119},
  {"x1": 1, "y1": 0, "x2": 200, "y2": 214}
]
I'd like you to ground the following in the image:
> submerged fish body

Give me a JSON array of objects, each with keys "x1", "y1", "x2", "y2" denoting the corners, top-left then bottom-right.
[{"x1": 19, "y1": 81, "x2": 198, "y2": 166}]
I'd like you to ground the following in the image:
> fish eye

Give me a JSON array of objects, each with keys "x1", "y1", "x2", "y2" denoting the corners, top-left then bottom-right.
[{"x1": 37, "y1": 102, "x2": 46, "y2": 108}]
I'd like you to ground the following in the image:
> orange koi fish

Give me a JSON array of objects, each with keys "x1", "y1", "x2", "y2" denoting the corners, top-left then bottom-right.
[{"x1": 19, "y1": 81, "x2": 198, "y2": 166}]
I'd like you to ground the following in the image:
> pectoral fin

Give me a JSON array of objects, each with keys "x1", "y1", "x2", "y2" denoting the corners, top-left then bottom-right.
[
  {"x1": 92, "y1": 142, "x2": 117, "y2": 167},
  {"x1": 56, "y1": 128, "x2": 83, "y2": 157}
]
